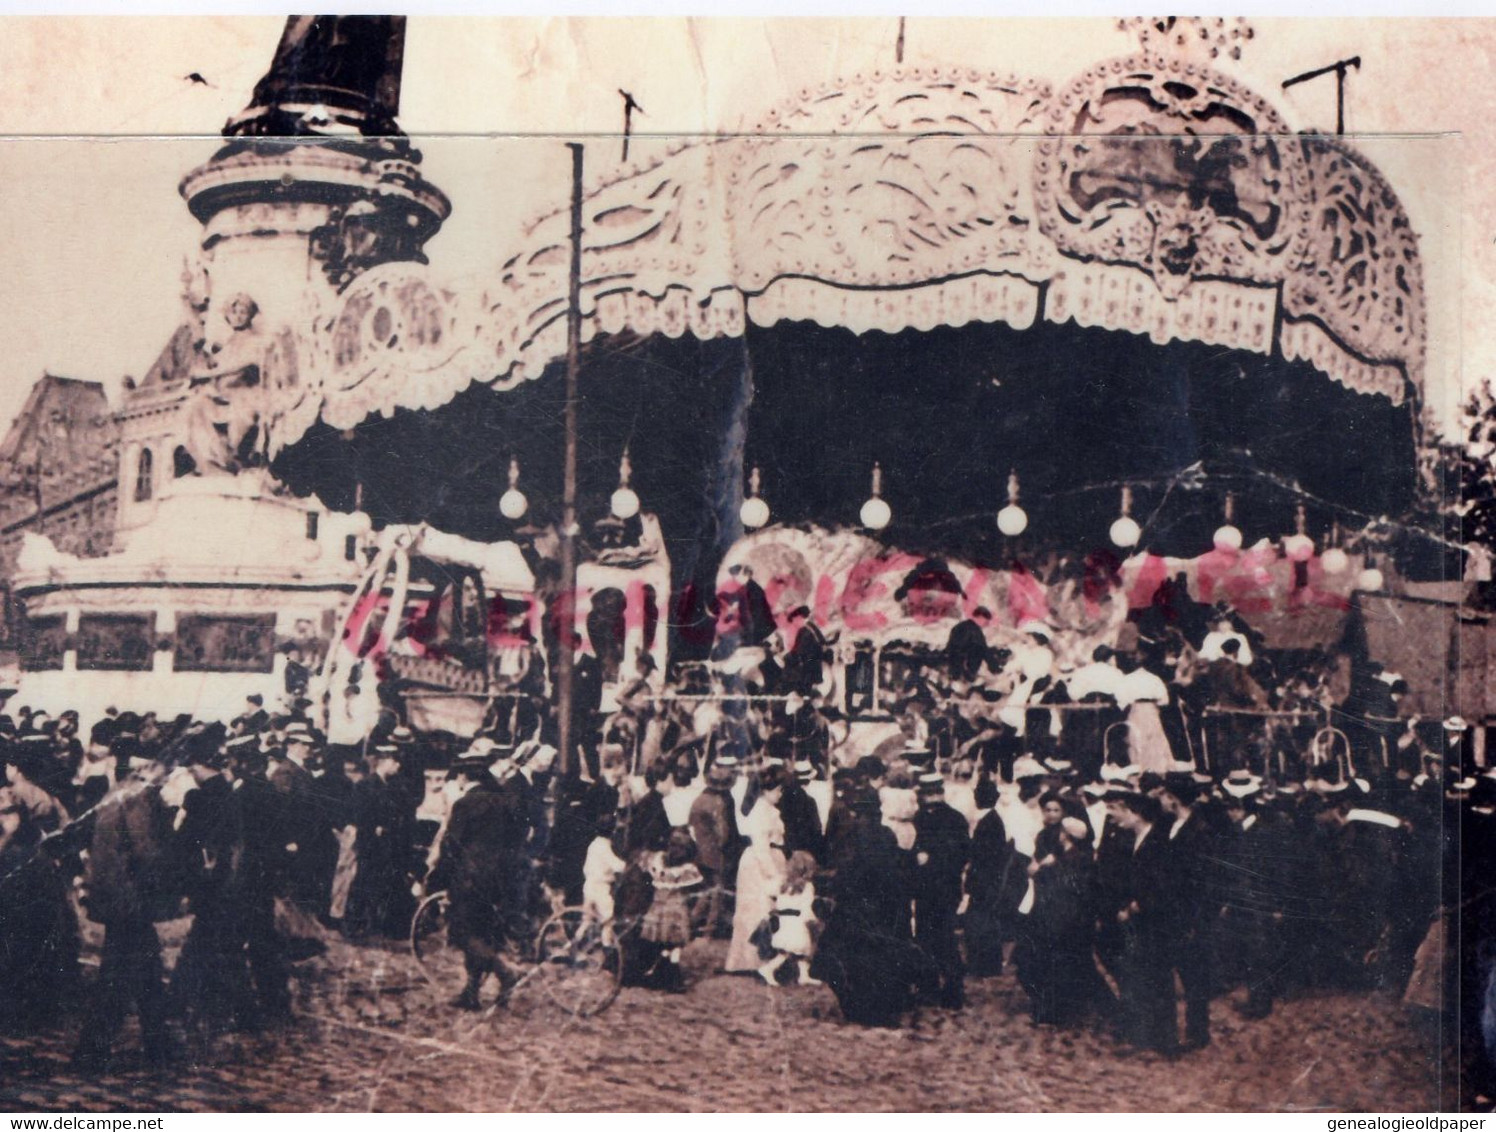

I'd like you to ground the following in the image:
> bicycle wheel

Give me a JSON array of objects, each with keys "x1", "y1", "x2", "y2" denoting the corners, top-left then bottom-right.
[
  {"x1": 410, "y1": 891, "x2": 464, "y2": 988},
  {"x1": 533, "y1": 907, "x2": 623, "y2": 1018}
]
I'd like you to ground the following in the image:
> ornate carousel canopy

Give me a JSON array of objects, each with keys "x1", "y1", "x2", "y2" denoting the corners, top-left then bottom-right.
[{"x1": 249, "y1": 38, "x2": 1426, "y2": 459}]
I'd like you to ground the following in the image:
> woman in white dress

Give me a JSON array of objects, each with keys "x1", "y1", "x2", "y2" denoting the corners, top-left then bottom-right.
[
  {"x1": 1116, "y1": 655, "x2": 1175, "y2": 774},
  {"x1": 725, "y1": 768, "x2": 789, "y2": 972}
]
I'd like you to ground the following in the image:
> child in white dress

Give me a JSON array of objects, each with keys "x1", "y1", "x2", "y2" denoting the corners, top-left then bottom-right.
[
  {"x1": 761, "y1": 851, "x2": 822, "y2": 986},
  {"x1": 582, "y1": 815, "x2": 627, "y2": 944}
]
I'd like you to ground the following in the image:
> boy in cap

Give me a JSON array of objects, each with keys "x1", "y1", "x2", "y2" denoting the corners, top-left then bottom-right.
[{"x1": 688, "y1": 757, "x2": 740, "y2": 939}]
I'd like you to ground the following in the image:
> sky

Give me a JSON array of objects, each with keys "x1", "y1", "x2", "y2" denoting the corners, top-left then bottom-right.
[{"x1": 0, "y1": 16, "x2": 1486, "y2": 435}]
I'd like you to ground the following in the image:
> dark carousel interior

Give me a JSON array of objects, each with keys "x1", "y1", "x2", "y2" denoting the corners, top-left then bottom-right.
[{"x1": 272, "y1": 315, "x2": 1426, "y2": 657}]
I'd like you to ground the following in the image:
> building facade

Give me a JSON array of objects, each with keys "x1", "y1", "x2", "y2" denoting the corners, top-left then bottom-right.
[{"x1": 0, "y1": 375, "x2": 119, "y2": 580}]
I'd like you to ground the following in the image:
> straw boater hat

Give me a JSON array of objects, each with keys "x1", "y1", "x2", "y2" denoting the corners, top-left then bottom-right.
[
  {"x1": 916, "y1": 771, "x2": 945, "y2": 796},
  {"x1": 283, "y1": 721, "x2": 316, "y2": 745},
  {"x1": 453, "y1": 736, "x2": 502, "y2": 765},
  {"x1": 1019, "y1": 621, "x2": 1052, "y2": 641},
  {"x1": 1100, "y1": 763, "x2": 1141, "y2": 784},
  {"x1": 1012, "y1": 755, "x2": 1047, "y2": 781},
  {"x1": 222, "y1": 732, "x2": 261, "y2": 765},
  {"x1": 706, "y1": 759, "x2": 736, "y2": 785},
  {"x1": 1443, "y1": 716, "x2": 1470, "y2": 733},
  {"x1": 1221, "y1": 769, "x2": 1263, "y2": 799}
]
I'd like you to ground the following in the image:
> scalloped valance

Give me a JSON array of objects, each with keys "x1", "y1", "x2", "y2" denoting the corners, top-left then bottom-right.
[{"x1": 258, "y1": 54, "x2": 1427, "y2": 457}]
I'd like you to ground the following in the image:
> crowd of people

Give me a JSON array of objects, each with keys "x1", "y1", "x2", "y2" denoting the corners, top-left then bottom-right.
[{"x1": 0, "y1": 586, "x2": 1484, "y2": 1084}]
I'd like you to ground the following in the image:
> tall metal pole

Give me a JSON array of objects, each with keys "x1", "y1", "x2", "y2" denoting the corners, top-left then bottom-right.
[
  {"x1": 619, "y1": 90, "x2": 642, "y2": 162},
  {"x1": 557, "y1": 143, "x2": 585, "y2": 778},
  {"x1": 1282, "y1": 56, "x2": 1359, "y2": 136}
]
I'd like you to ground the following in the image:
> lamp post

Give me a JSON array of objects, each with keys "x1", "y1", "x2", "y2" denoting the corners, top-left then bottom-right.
[
  {"x1": 1322, "y1": 521, "x2": 1349, "y2": 575},
  {"x1": 1357, "y1": 557, "x2": 1385, "y2": 592},
  {"x1": 1110, "y1": 485, "x2": 1141, "y2": 549},
  {"x1": 1213, "y1": 492, "x2": 1243, "y2": 552},
  {"x1": 557, "y1": 142, "x2": 584, "y2": 780},
  {"x1": 997, "y1": 469, "x2": 1027, "y2": 537},
  {"x1": 499, "y1": 456, "x2": 528, "y2": 520},
  {"x1": 1283, "y1": 502, "x2": 1314, "y2": 562},
  {"x1": 611, "y1": 449, "x2": 641, "y2": 520},
  {"x1": 740, "y1": 466, "x2": 770, "y2": 530},
  {"x1": 860, "y1": 463, "x2": 891, "y2": 531}
]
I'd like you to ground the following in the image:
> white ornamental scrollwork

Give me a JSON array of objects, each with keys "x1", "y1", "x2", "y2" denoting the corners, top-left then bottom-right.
[
  {"x1": 733, "y1": 68, "x2": 1054, "y2": 293},
  {"x1": 1282, "y1": 136, "x2": 1425, "y2": 403},
  {"x1": 259, "y1": 58, "x2": 1431, "y2": 452},
  {"x1": 1034, "y1": 54, "x2": 1312, "y2": 301},
  {"x1": 315, "y1": 262, "x2": 475, "y2": 432}
]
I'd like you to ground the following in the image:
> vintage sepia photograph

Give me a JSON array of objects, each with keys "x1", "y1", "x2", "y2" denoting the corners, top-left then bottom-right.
[{"x1": 0, "y1": 10, "x2": 1489, "y2": 1114}]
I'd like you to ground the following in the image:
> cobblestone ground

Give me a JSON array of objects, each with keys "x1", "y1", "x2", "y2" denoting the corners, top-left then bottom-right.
[{"x1": 0, "y1": 926, "x2": 1450, "y2": 1113}]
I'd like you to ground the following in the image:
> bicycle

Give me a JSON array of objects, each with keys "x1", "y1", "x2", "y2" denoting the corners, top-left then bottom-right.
[{"x1": 409, "y1": 890, "x2": 625, "y2": 1018}]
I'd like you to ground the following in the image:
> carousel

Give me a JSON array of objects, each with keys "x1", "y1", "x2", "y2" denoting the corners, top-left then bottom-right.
[{"x1": 31, "y1": 16, "x2": 1474, "y2": 744}]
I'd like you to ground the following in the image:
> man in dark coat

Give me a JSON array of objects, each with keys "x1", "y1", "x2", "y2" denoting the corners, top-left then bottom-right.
[
  {"x1": 233, "y1": 693, "x2": 270, "y2": 736},
  {"x1": 962, "y1": 775, "x2": 1010, "y2": 977},
  {"x1": 548, "y1": 745, "x2": 625, "y2": 904},
  {"x1": 624, "y1": 762, "x2": 674, "y2": 859},
  {"x1": 269, "y1": 723, "x2": 334, "y2": 918},
  {"x1": 347, "y1": 741, "x2": 418, "y2": 937},
  {"x1": 174, "y1": 752, "x2": 259, "y2": 1036},
  {"x1": 1093, "y1": 788, "x2": 1136, "y2": 998},
  {"x1": 72, "y1": 749, "x2": 178, "y2": 1069},
  {"x1": 811, "y1": 790, "x2": 918, "y2": 1027},
  {"x1": 1112, "y1": 791, "x2": 1178, "y2": 1055},
  {"x1": 780, "y1": 606, "x2": 829, "y2": 695},
  {"x1": 428, "y1": 742, "x2": 530, "y2": 1010},
  {"x1": 779, "y1": 761, "x2": 826, "y2": 864},
  {"x1": 502, "y1": 738, "x2": 554, "y2": 931},
  {"x1": 945, "y1": 606, "x2": 994, "y2": 685},
  {"x1": 511, "y1": 737, "x2": 557, "y2": 862},
  {"x1": 912, "y1": 773, "x2": 971, "y2": 1009},
  {"x1": 1158, "y1": 773, "x2": 1217, "y2": 1049},
  {"x1": 1218, "y1": 783, "x2": 1291, "y2": 1019},
  {"x1": 569, "y1": 638, "x2": 605, "y2": 778},
  {"x1": 223, "y1": 734, "x2": 294, "y2": 1024},
  {"x1": 730, "y1": 564, "x2": 776, "y2": 649},
  {"x1": 769, "y1": 692, "x2": 830, "y2": 774},
  {"x1": 1202, "y1": 640, "x2": 1269, "y2": 771},
  {"x1": 1461, "y1": 778, "x2": 1496, "y2": 1096}
]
